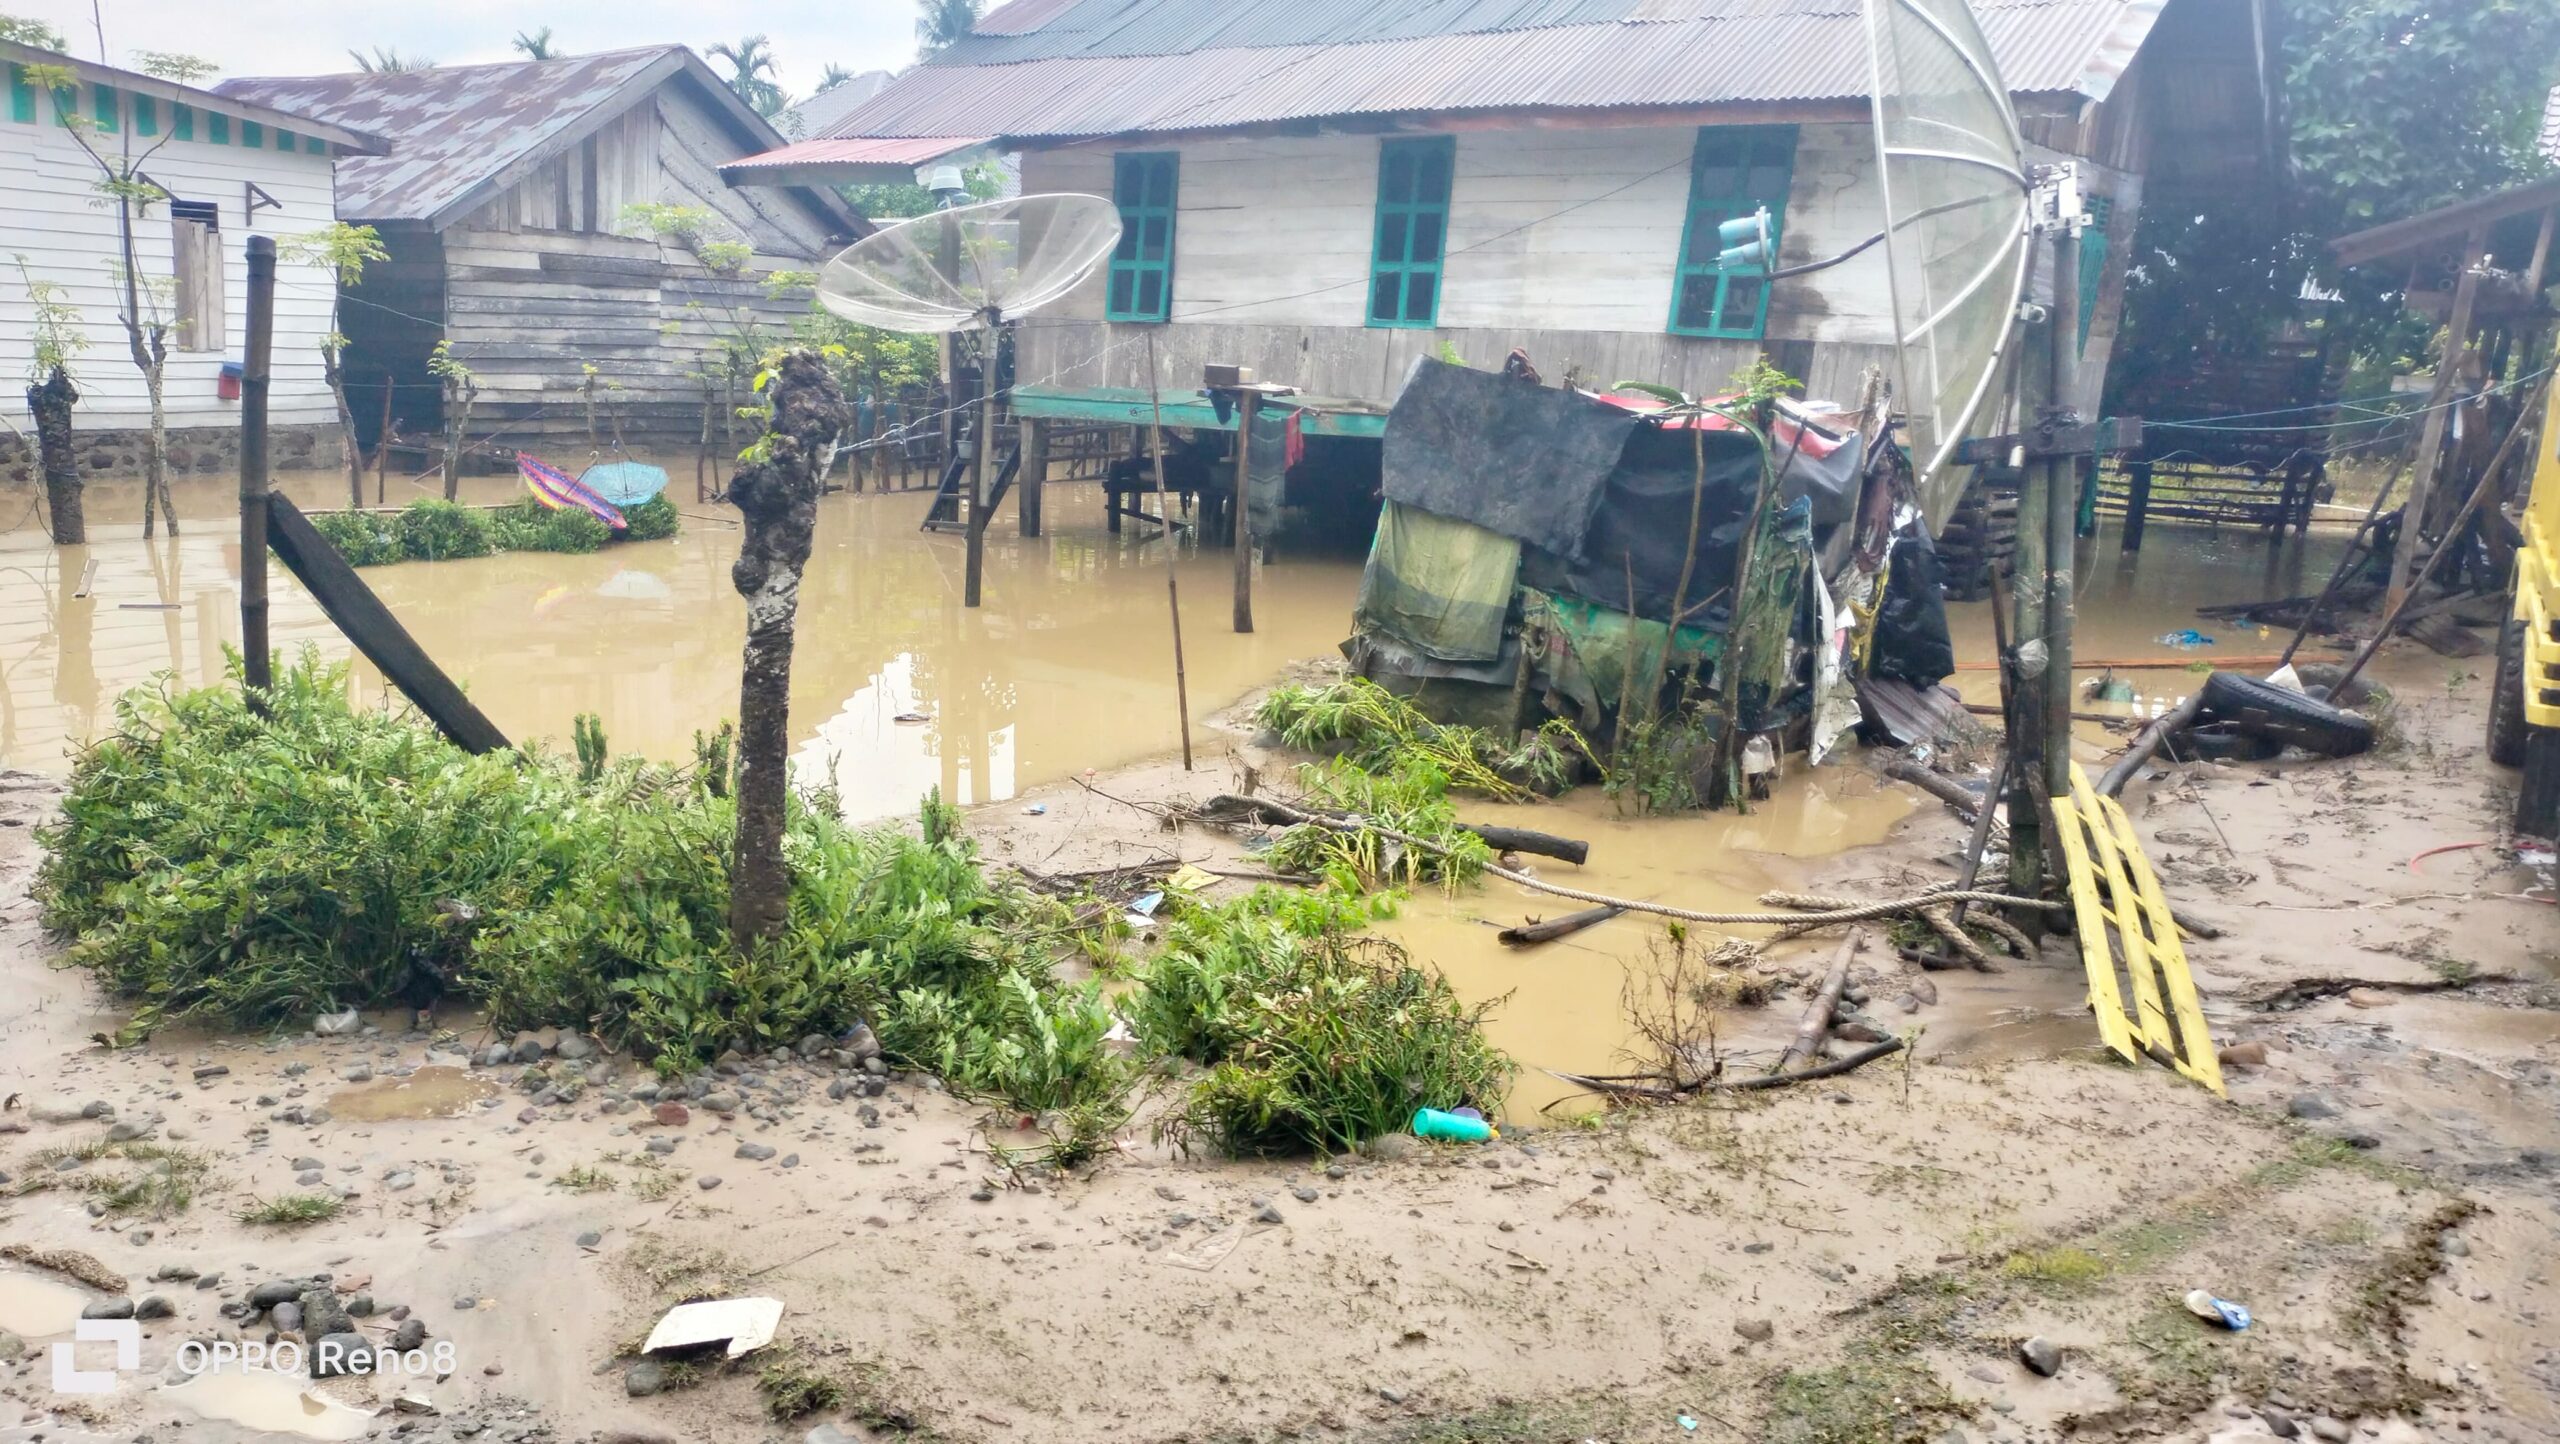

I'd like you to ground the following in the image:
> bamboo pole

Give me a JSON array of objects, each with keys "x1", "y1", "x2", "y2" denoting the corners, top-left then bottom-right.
[
  {"x1": 1146, "y1": 332, "x2": 1195, "y2": 770},
  {"x1": 1232, "y1": 388, "x2": 1258, "y2": 633},
  {"x1": 240, "y1": 235, "x2": 275, "y2": 699},
  {"x1": 1776, "y1": 931, "x2": 1861, "y2": 1073},
  {"x1": 964, "y1": 326, "x2": 993, "y2": 609}
]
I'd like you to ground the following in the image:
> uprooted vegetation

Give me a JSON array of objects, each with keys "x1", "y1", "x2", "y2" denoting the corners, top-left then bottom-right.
[
  {"x1": 309, "y1": 494, "x2": 679, "y2": 567},
  {"x1": 37, "y1": 658, "x2": 1516, "y2": 1161}
]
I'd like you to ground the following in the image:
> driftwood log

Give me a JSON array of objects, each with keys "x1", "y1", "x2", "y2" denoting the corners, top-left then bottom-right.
[
  {"x1": 1197, "y1": 794, "x2": 1590, "y2": 865},
  {"x1": 1497, "y1": 905, "x2": 1624, "y2": 947},
  {"x1": 1777, "y1": 931, "x2": 1861, "y2": 1073},
  {"x1": 1546, "y1": 1039, "x2": 1905, "y2": 1102},
  {"x1": 2096, "y1": 693, "x2": 2205, "y2": 798}
]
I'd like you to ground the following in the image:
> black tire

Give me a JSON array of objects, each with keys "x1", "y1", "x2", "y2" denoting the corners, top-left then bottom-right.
[
  {"x1": 2521, "y1": 727, "x2": 2560, "y2": 842},
  {"x1": 2175, "y1": 722, "x2": 2284, "y2": 764},
  {"x1": 2489, "y1": 613, "x2": 2529, "y2": 768},
  {"x1": 2196, "y1": 671, "x2": 2375, "y2": 758}
]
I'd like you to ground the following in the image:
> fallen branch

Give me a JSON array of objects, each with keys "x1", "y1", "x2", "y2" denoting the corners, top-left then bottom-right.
[
  {"x1": 1972, "y1": 909, "x2": 2037, "y2": 960},
  {"x1": 1546, "y1": 1038, "x2": 1905, "y2": 1101},
  {"x1": 0, "y1": 1244, "x2": 125, "y2": 1293},
  {"x1": 1462, "y1": 822, "x2": 1590, "y2": 866},
  {"x1": 1497, "y1": 904, "x2": 1626, "y2": 947},
  {"x1": 1778, "y1": 931, "x2": 1861, "y2": 1071},
  {"x1": 2096, "y1": 693, "x2": 2205, "y2": 799},
  {"x1": 1921, "y1": 906, "x2": 2002, "y2": 972}
]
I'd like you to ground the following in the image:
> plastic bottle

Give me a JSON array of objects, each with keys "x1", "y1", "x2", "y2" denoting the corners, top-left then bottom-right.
[{"x1": 1411, "y1": 1107, "x2": 1497, "y2": 1143}]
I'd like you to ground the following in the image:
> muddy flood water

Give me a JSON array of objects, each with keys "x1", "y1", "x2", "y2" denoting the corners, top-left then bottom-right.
[
  {"x1": 0, "y1": 469, "x2": 1359, "y2": 817},
  {"x1": 5, "y1": 472, "x2": 2361, "y2": 1114}
]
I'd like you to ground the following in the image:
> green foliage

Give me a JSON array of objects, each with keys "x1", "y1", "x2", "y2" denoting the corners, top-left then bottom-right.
[
  {"x1": 1265, "y1": 757, "x2": 1494, "y2": 890},
  {"x1": 308, "y1": 508, "x2": 404, "y2": 566},
  {"x1": 349, "y1": 47, "x2": 434, "y2": 73},
  {"x1": 705, "y1": 35, "x2": 786, "y2": 118},
  {"x1": 395, "y1": 499, "x2": 495, "y2": 560},
  {"x1": 279, "y1": 223, "x2": 388, "y2": 288},
  {"x1": 23, "y1": 1140, "x2": 215, "y2": 1216},
  {"x1": 40, "y1": 658, "x2": 1135, "y2": 1160},
  {"x1": 623, "y1": 495, "x2": 680, "y2": 541},
  {"x1": 15, "y1": 254, "x2": 88, "y2": 383},
  {"x1": 0, "y1": 13, "x2": 66, "y2": 49},
  {"x1": 1140, "y1": 894, "x2": 1512, "y2": 1157},
  {"x1": 1257, "y1": 678, "x2": 1538, "y2": 801},
  {"x1": 838, "y1": 159, "x2": 1004, "y2": 222},
  {"x1": 511, "y1": 27, "x2": 559, "y2": 60},
  {"x1": 915, "y1": 0, "x2": 981, "y2": 60},
  {"x1": 1725, "y1": 357, "x2": 1803, "y2": 406},
  {"x1": 756, "y1": 1348, "x2": 846, "y2": 1420},
  {"x1": 238, "y1": 1192, "x2": 342, "y2": 1225},
  {"x1": 1604, "y1": 710, "x2": 1718, "y2": 815},
  {"x1": 131, "y1": 50, "x2": 218, "y2": 84}
]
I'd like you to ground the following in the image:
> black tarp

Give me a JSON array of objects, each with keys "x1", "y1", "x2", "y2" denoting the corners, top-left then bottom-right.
[
  {"x1": 1869, "y1": 531, "x2": 1956, "y2": 687},
  {"x1": 1517, "y1": 421, "x2": 1766, "y2": 631},
  {"x1": 1380, "y1": 358, "x2": 1634, "y2": 554}
]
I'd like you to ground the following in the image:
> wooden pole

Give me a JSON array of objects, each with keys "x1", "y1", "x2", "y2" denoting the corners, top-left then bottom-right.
[
  {"x1": 240, "y1": 234, "x2": 275, "y2": 699},
  {"x1": 1147, "y1": 332, "x2": 1195, "y2": 770},
  {"x1": 2387, "y1": 226, "x2": 2486, "y2": 614},
  {"x1": 1019, "y1": 415, "x2": 1046, "y2": 538},
  {"x1": 1232, "y1": 389, "x2": 1258, "y2": 633},
  {"x1": 2274, "y1": 453, "x2": 2409, "y2": 667},
  {"x1": 2041, "y1": 223, "x2": 2083, "y2": 812},
  {"x1": 1776, "y1": 931, "x2": 1861, "y2": 1073},
  {"x1": 964, "y1": 328, "x2": 992, "y2": 608},
  {"x1": 2120, "y1": 457, "x2": 2152, "y2": 552},
  {"x1": 374, "y1": 379, "x2": 392, "y2": 504}
]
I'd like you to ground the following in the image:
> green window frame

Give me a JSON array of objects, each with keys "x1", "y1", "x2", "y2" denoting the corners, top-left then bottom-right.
[
  {"x1": 2076, "y1": 194, "x2": 2114, "y2": 352},
  {"x1": 172, "y1": 103, "x2": 194, "y2": 141},
  {"x1": 133, "y1": 94, "x2": 156, "y2": 136},
  {"x1": 275, "y1": 127, "x2": 295, "y2": 151},
  {"x1": 304, "y1": 135, "x2": 326, "y2": 154},
  {"x1": 1105, "y1": 152, "x2": 1177, "y2": 322},
  {"x1": 8, "y1": 65, "x2": 35, "y2": 124},
  {"x1": 50, "y1": 78, "x2": 76, "y2": 127},
  {"x1": 207, "y1": 111, "x2": 229, "y2": 144},
  {"x1": 240, "y1": 119, "x2": 262, "y2": 148},
  {"x1": 1668, "y1": 125, "x2": 1797, "y2": 340},
  {"x1": 1367, "y1": 136, "x2": 1455, "y2": 328},
  {"x1": 91, "y1": 83, "x2": 116, "y2": 133}
]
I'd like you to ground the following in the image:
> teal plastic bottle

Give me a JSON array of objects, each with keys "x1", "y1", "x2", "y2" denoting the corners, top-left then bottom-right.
[{"x1": 1411, "y1": 1107, "x2": 1497, "y2": 1143}]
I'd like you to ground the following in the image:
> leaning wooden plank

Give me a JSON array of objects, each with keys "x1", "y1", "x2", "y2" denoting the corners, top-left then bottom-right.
[
  {"x1": 2071, "y1": 767, "x2": 2173, "y2": 1048},
  {"x1": 265, "y1": 494, "x2": 512, "y2": 755},
  {"x1": 2050, "y1": 787, "x2": 2141, "y2": 1066},
  {"x1": 2095, "y1": 789, "x2": 2225, "y2": 1097}
]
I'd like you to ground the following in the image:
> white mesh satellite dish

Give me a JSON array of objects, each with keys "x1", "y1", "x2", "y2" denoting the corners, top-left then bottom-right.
[
  {"x1": 1863, "y1": 0, "x2": 2034, "y2": 530},
  {"x1": 815, "y1": 193, "x2": 1122, "y2": 332}
]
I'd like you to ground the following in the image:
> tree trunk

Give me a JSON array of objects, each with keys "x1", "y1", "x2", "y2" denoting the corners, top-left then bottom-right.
[
  {"x1": 726, "y1": 351, "x2": 853, "y2": 952},
  {"x1": 29, "y1": 367, "x2": 83, "y2": 545},
  {"x1": 326, "y1": 348, "x2": 362, "y2": 509},
  {"x1": 142, "y1": 362, "x2": 177, "y2": 538}
]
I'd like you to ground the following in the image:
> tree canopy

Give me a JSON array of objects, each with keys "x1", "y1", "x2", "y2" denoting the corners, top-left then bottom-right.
[{"x1": 707, "y1": 35, "x2": 788, "y2": 118}]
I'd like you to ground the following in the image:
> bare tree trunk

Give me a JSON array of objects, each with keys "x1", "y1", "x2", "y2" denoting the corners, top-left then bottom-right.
[
  {"x1": 29, "y1": 368, "x2": 83, "y2": 545},
  {"x1": 726, "y1": 350, "x2": 853, "y2": 951},
  {"x1": 142, "y1": 363, "x2": 177, "y2": 538},
  {"x1": 326, "y1": 349, "x2": 362, "y2": 509}
]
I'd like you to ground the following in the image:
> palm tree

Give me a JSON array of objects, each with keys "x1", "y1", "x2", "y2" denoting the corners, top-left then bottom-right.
[
  {"x1": 705, "y1": 35, "x2": 787, "y2": 118},
  {"x1": 816, "y1": 62, "x2": 856, "y2": 93},
  {"x1": 511, "y1": 27, "x2": 559, "y2": 60},
  {"x1": 348, "y1": 47, "x2": 435, "y2": 73},
  {"x1": 915, "y1": 0, "x2": 978, "y2": 58}
]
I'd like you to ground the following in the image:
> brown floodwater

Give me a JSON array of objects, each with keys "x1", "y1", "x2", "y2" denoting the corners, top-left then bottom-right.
[
  {"x1": 330, "y1": 1064, "x2": 499, "y2": 1121},
  {"x1": 161, "y1": 1366, "x2": 375, "y2": 1441},
  {"x1": 0, "y1": 1268, "x2": 87, "y2": 1336},
  {"x1": 1, "y1": 470, "x2": 1360, "y2": 820}
]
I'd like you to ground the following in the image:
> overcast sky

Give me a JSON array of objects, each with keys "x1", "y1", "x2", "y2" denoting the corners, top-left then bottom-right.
[{"x1": 17, "y1": 0, "x2": 921, "y2": 100}]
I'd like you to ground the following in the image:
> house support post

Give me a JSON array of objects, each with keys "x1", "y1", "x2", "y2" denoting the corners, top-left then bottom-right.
[
  {"x1": 1231, "y1": 389, "x2": 1258, "y2": 634},
  {"x1": 240, "y1": 235, "x2": 276, "y2": 699},
  {"x1": 1019, "y1": 416, "x2": 1046, "y2": 538},
  {"x1": 2040, "y1": 222, "x2": 2083, "y2": 818},
  {"x1": 2387, "y1": 226, "x2": 2486, "y2": 614},
  {"x1": 2120, "y1": 457, "x2": 2153, "y2": 552},
  {"x1": 964, "y1": 334, "x2": 992, "y2": 609}
]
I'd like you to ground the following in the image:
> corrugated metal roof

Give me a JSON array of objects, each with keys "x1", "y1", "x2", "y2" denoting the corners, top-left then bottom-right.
[
  {"x1": 725, "y1": 135, "x2": 994, "y2": 183},
  {"x1": 792, "y1": 0, "x2": 2154, "y2": 145},
  {"x1": 218, "y1": 47, "x2": 802, "y2": 229}
]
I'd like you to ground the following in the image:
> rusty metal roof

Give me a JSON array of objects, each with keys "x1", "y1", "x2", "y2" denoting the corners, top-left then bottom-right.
[
  {"x1": 724, "y1": 135, "x2": 996, "y2": 186},
  {"x1": 781, "y1": 0, "x2": 2161, "y2": 147},
  {"x1": 219, "y1": 47, "x2": 852, "y2": 234}
]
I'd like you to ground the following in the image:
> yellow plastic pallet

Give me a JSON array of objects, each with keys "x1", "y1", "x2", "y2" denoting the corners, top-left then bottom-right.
[{"x1": 2051, "y1": 763, "x2": 2225, "y2": 1096}]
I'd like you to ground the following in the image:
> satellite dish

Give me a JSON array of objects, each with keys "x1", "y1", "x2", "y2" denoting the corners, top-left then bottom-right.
[
  {"x1": 816, "y1": 194, "x2": 1122, "y2": 334},
  {"x1": 1863, "y1": 0, "x2": 2034, "y2": 530}
]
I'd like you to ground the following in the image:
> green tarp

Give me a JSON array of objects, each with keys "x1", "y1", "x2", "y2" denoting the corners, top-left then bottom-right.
[{"x1": 1354, "y1": 502, "x2": 1520, "y2": 663}]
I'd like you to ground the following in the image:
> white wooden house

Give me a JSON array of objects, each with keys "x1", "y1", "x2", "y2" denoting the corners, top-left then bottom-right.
[
  {"x1": 1, "y1": 39, "x2": 382, "y2": 484},
  {"x1": 221, "y1": 48, "x2": 865, "y2": 456},
  {"x1": 729, "y1": 0, "x2": 2272, "y2": 447}
]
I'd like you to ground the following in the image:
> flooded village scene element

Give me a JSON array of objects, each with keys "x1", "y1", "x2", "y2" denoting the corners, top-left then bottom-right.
[{"x1": 1, "y1": 2, "x2": 2558, "y2": 1442}]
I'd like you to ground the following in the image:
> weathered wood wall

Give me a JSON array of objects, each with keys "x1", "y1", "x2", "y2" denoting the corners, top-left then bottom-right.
[
  {"x1": 428, "y1": 89, "x2": 841, "y2": 450},
  {"x1": 1015, "y1": 116, "x2": 2143, "y2": 418}
]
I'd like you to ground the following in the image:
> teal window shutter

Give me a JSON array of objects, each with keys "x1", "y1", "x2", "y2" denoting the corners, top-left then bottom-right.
[
  {"x1": 1368, "y1": 136, "x2": 1456, "y2": 328},
  {"x1": 8, "y1": 65, "x2": 35, "y2": 125},
  {"x1": 173, "y1": 103, "x2": 194, "y2": 141},
  {"x1": 91, "y1": 83, "x2": 116, "y2": 133},
  {"x1": 275, "y1": 127, "x2": 296, "y2": 151},
  {"x1": 305, "y1": 135, "x2": 325, "y2": 154},
  {"x1": 1105, "y1": 152, "x2": 1178, "y2": 322},
  {"x1": 1668, "y1": 125, "x2": 1797, "y2": 340},
  {"x1": 133, "y1": 94, "x2": 156, "y2": 136},
  {"x1": 241, "y1": 119, "x2": 262, "y2": 148},
  {"x1": 208, "y1": 111, "x2": 229, "y2": 144},
  {"x1": 50, "y1": 79, "x2": 77, "y2": 127},
  {"x1": 2076, "y1": 194, "x2": 2114, "y2": 352}
]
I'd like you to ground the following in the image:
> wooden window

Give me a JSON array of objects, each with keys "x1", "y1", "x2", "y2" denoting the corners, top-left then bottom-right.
[
  {"x1": 240, "y1": 119, "x2": 262, "y2": 148},
  {"x1": 1105, "y1": 152, "x2": 1177, "y2": 322},
  {"x1": 275, "y1": 127, "x2": 295, "y2": 152},
  {"x1": 1668, "y1": 125, "x2": 1796, "y2": 340},
  {"x1": 133, "y1": 94, "x2": 156, "y2": 136},
  {"x1": 91, "y1": 83, "x2": 116, "y2": 133},
  {"x1": 1368, "y1": 137, "x2": 1454, "y2": 328},
  {"x1": 207, "y1": 111, "x2": 228, "y2": 144},
  {"x1": 170, "y1": 201, "x2": 225, "y2": 353},
  {"x1": 2076, "y1": 194, "x2": 2114, "y2": 352},
  {"x1": 8, "y1": 65, "x2": 36, "y2": 125},
  {"x1": 305, "y1": 135, "x2": 325, "y2": 155}
]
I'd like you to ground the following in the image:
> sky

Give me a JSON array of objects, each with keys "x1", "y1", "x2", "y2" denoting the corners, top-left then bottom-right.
[{"x1": 14, "y1": 0, "x2": 923, "y2": 101}]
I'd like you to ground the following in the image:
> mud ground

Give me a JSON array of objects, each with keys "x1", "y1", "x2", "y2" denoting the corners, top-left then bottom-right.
[{"x1": 0, "y1": 640, "x2": 2554, "y2": 1444}]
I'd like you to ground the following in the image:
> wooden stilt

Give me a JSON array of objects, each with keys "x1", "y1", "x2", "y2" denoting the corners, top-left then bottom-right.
[
  {"x1": 1145, "y1": 333, "x2": 1194, "y2": 770},
  {"x1": 240, "y1": 235, "x2": 275, "y2": 698},
  {"x1": 2387, "y1": 226, "x2": 2486, "y2": 614},
  {"x1": 1019, "y1": 416, "x2": 1046, "y2": 538},
  {"x1": 1232, "y1": 389, "x2": 1258, "y2": 634}
]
